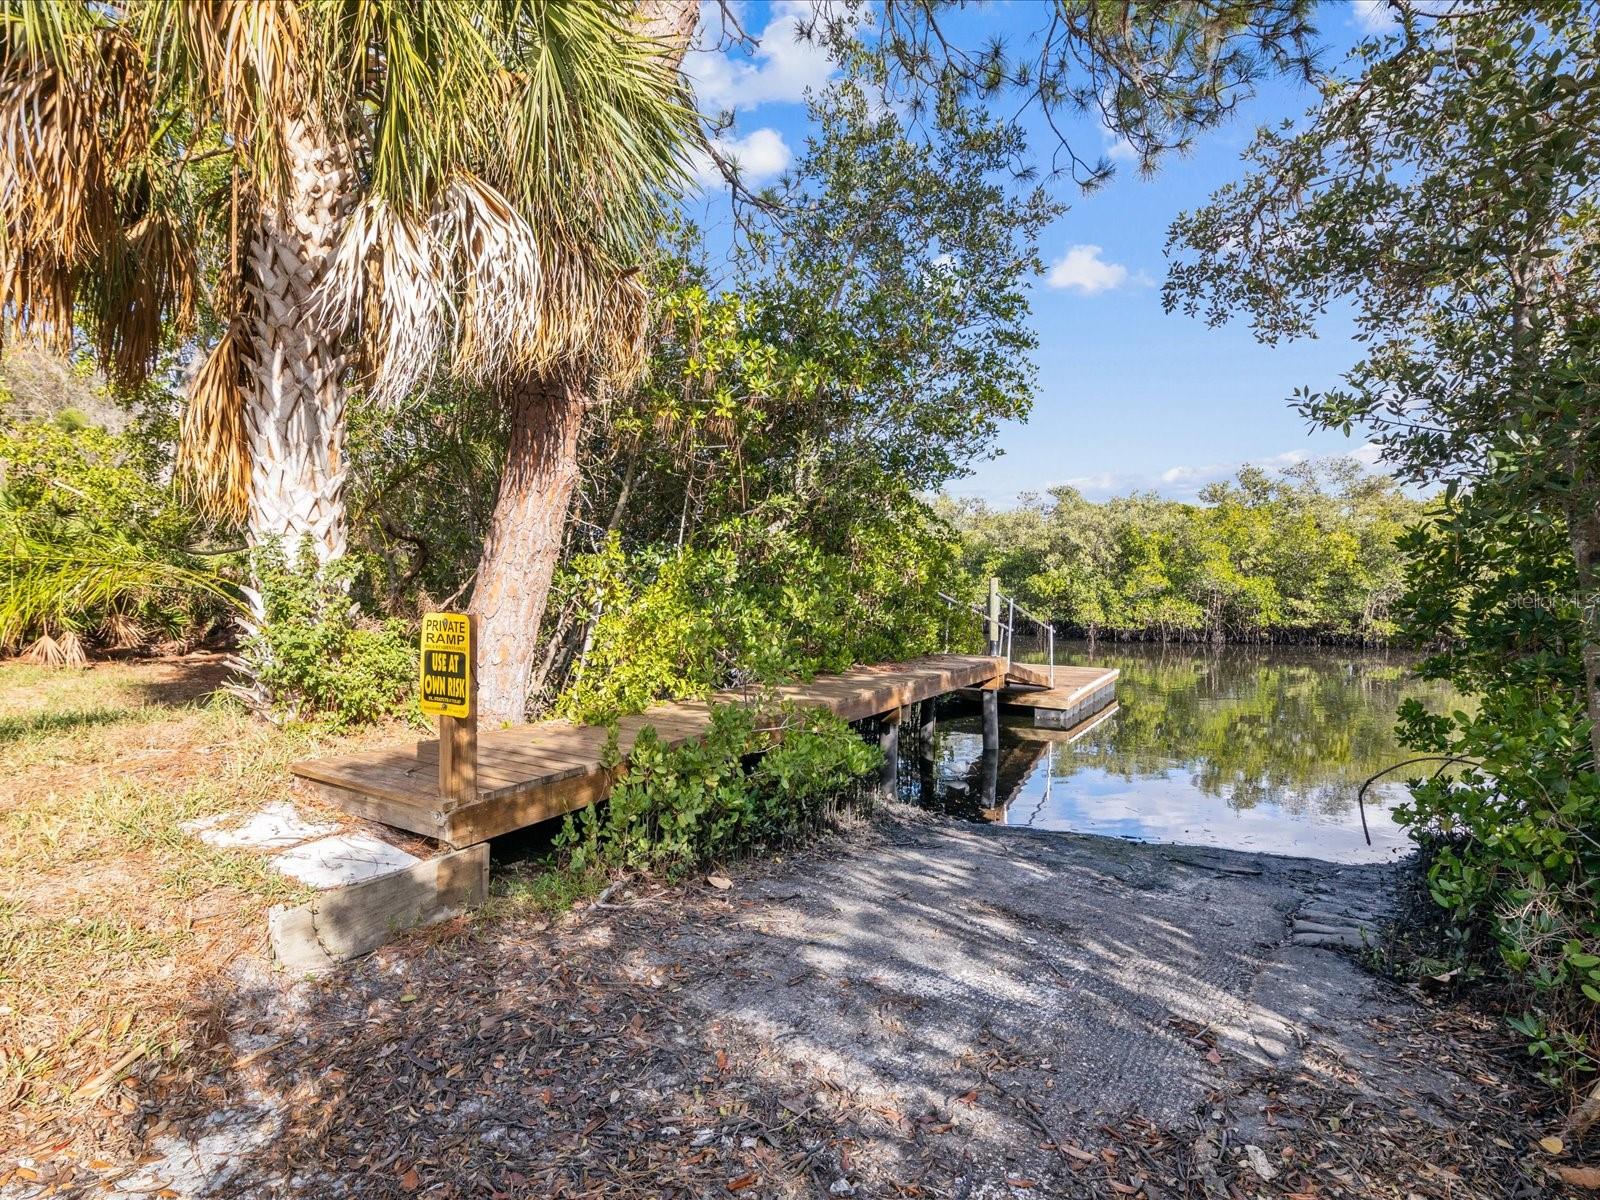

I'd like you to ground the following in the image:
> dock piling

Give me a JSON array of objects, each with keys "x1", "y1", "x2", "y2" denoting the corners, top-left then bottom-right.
[{"x1": 879, "y1": 707, "x2": 901, "y2": 795}]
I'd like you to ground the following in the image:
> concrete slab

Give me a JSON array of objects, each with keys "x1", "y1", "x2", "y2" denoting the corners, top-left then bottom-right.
[
  {"x1": 183, "y1": 801, "x2": 338, "y2": 850},
  {"x1": 270, "y1": 832, "x2": 421, "y2": 889}
]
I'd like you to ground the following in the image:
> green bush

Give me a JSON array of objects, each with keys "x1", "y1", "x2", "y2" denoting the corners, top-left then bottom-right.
[
  {"x1": 0, "y1": 417, "x2": 239, "y2": 659},
  {"x1": 243, "y1": 540, "x2": 418, "y2": 727},
  {"x1": 1388, "y1": 510, "x2": 1600, "y2": 1090},
  {"x1": 558, "y1": 702, "x2": 881, "y2": 877},
  {"x1": 1396, "y1": 690, "x2": 1600, "y2": 1089},
  {"x1": 554, "y1": 506, "x2": 960, "y2": 723}
]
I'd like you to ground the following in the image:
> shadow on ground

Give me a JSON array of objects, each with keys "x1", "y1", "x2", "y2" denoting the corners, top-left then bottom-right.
[{"x1": 45, "y1": 810, "x2": 1563, "y2": 1200}]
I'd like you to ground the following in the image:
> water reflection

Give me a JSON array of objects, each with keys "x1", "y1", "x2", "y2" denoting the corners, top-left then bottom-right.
[{"x1": 906, "y1": 643, "x2": 1463, "y2": 865}]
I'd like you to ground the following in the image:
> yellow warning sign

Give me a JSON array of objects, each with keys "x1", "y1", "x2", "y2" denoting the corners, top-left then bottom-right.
[{"x1": 419, "y1": 612, "x2": 472, "y2": 718}]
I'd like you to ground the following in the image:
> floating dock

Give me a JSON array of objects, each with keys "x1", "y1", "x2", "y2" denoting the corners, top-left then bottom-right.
[{"x1": 999, "y1": 664, "x2": 1120, "y2": 729}]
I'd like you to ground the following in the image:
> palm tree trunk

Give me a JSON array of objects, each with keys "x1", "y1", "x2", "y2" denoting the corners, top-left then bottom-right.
[
  {"x1": 241, "y1": 115, "x2": 352, "y2": 563},
  {"x1": 471, "y1": 372, "x2": 585, "y2": 725}
]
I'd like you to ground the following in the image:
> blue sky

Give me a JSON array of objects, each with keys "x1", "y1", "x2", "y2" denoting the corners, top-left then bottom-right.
[{"x1": 679, "y1": 1, "x2": 1406, "y2": 506}]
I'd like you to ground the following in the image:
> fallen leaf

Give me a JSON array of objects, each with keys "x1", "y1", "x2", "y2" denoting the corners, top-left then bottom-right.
[
  {"x1": 727, "y1": 1172, "x2": 759, "y2": 1191},
  {"x1": 707, "y1": 875, "x2": 733, "y2": 890},
  {"x1": 1243, "y1": 1144, "x2": 1279, "y2": 1182},
  {"x1": 400, "y1": 1167, "x2": 420, "y2": 1191},
  {"x1": 1058, "y1": 1145, "x2": 1096, "y2": 1164},
  {"x1": 1539, "y1": 1136, "x2": 1566, "y2": 1155},
  {"x1": 1205, "y1": 1049, "x2": 1223, "y2": 1066},
  {"x1": 1006, "y1": 1178, "x2": 1037, "y2": 1189},
  {"x1": 1556, "y1": 1165, "x2": 1600, "y2": 1190}
]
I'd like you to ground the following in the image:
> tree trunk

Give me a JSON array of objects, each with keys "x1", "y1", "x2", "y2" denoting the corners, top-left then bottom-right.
[
  {"x1": 470, "y1": 372, "x2": 586, "y2": 725},
  {"x1": 241, "y1": 115, "x2": 353, "y2": 566},
  {"x1": 1565, "y1": 493, "x2": 1600, "y2": 771},
  {"x1": 462, "y1": 0, "x2": 700, "y2": 725}
]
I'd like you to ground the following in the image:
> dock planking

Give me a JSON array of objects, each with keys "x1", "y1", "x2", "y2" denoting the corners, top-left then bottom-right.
[{"x1": 292, "y1": 654, "x2": 1008, "y2": 846}]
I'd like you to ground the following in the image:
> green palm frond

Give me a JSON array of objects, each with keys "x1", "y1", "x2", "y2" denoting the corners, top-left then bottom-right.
[{"x1": 0, "y1": 515, "x2": 244, "y2": 653}]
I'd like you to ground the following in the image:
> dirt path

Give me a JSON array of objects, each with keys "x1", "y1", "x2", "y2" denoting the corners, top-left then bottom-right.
[{"x1": 13, "y1": 809, "x2": 1563, "y2": 1199}]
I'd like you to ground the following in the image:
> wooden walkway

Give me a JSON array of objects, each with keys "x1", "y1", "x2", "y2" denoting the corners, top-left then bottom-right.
[{"x1": 293, "y1": 654, "x2": 1008, "y2": 847}]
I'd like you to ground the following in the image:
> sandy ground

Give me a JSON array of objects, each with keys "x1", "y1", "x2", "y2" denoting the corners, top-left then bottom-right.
[{"x1": 11, "y1": 806, "x2": 1565, "y2": 1200}]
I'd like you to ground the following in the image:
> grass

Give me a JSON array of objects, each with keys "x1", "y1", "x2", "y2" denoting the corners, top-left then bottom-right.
[
  {"x1": 481, "y1": 859, "x2": 609, "y2": 921},
  {"x1": 0, "y1": 654, "x2": 409, "y2": 1161}
]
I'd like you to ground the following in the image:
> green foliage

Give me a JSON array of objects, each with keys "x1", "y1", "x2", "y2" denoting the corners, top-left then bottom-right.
[
  {"x1": 0, "y1": 417, "x2": 239, "y2": 656},
  {"x1": 1165, "y1": 3, "x2": 1600, "y2": 1090},
  {"x1": 555, "y1": 502, "x2": 959, "y2": 724},
  {"x1": 242, "y1": 540, "x2": 417, "y2": 728},
  {"x1": 517, "y1": 86, "x2": 1056, "y2": 719},
  {"x1": 344, "y1": 377, "x2": 507, "y2": 610},
  {"x1": 559, "y1": 703, "x2": 881, "y2": 877},
  {"x1": 947, "y1": 461, "x2": 1419, "y2": 643},
  {"x1": 1389, "y1": 505, "x2": 1600, "y2": 1087}
]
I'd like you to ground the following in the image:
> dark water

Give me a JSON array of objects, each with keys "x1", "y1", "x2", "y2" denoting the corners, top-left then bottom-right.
[{"x1": 906, "y1": 643, "x2": 1463, "y2": 864}]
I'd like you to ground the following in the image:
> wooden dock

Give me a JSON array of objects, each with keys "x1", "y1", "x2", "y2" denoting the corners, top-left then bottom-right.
[
  {"x1": 292, "y1": 654, "x2": 1009, "y2": 847},
  {"x1": 1000, "y1": 664, "x2": 1120, "y2": 729}
]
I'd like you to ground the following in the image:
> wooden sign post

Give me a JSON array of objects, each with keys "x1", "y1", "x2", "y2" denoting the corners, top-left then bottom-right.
[{"x1": 419, "y1": 612, "x2": 477, "y2": 805}]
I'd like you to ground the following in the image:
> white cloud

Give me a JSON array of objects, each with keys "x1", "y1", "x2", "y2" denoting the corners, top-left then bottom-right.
[
  {"x1": 687, "y1": 1, "x2": 835, "y2": 113},
  {"x1": 1352, "y1": 0, "x2": 1399, "y2": 33},
  {"x1": 1350, "y1": 441, "x2": 1384, "y2": 466},
  {"x1": 1105, "y1": 135, "x2": 1138, "y2": 163},
  {"x1": 1256, "y1": 449, "x2": 1309, "y2": 470},
  {"x1": 1064, "y1": 472, "x2": 1121, "y2": 493},
  {"x1": 1159, "y1": 463, "x2": 1224, "y2": 487},
  {"x1": 689, "y1": 126, "x2": 792, "y2": 189},
  {"x1": 1046, "y1": 244, "x2": 1135, "y2": 295}
]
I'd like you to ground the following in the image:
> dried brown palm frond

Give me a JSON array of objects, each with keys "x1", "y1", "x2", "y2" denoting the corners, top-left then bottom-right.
[
  {"x1": 441, "y1": 175, "x2": 542, "y2": 386},
  {"x1": 86, "y1": 209, "x2": 200, "y2": 386},
  {"x1": 523, "y1": 241, "x2": 652, "y2": 387},
  {"x1": 0, "y1": 27, "x2": 124, "y2": 353},
  {"x1": 593, "y1": 268, "x2": 651, "y2": 389},
  {"x1": 20, "y1": 630, "x2": 86, "y2": 667},
  {"x1": 99, "y1": 611, "x2": 151, "y2": 651},
  {"x1": 142, "y1": 0, "x2": 306, "y2": 195},
  {"x1": 317, "y1": 194, "x2": 451, "y2": 407},
  {"x1": 318, "y1": 174, "x2": 547, "y2": 407},
  {"x1": 178, "y1": 321, "x2": 251, "y2": 523}
]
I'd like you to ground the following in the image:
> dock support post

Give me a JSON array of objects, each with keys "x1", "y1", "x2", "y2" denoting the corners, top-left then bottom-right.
[
  {"x1": 439, "y1": 613, "x2": 479, "y2": 805},
  {"x1": 980, "y1": 746, "x2": 999, "y2": 814},
  {"x1": 918, "y1": 698, "x2": 936, "y2": 754},
  {"x1": 986, "y1": 576, "x2": 1002, "y2": 658},
  {"x1": 879, "y1": 707, "x2": 901, "y2": 795},
  {"x1": 982, "y1": 688, "x2": 999, "y2": 752}
]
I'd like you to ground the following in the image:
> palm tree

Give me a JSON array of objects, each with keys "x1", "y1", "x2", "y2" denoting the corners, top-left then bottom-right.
[
  {"x1": 0, "y1": 0, "x2": 696, "y2": 612},
  {"x1": 467, "y1": 0, "x2": 700, "y2": 724}
]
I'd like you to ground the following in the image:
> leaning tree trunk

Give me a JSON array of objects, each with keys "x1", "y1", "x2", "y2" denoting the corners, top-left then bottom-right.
[
  {"x1": 465, "y1": 0, "x2": 699, "y2": 725},
  {"x1": 471, "y1": 372, "x2": 586, "y2": 725},
  {"x1": 241, "y1": 115, "x2": 353, "y2": 567}
]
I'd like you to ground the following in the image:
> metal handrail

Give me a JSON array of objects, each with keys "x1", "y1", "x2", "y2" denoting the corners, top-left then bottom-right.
[{"x1": 938, "y1": 579, "x2": 1055, "y2": 686}]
